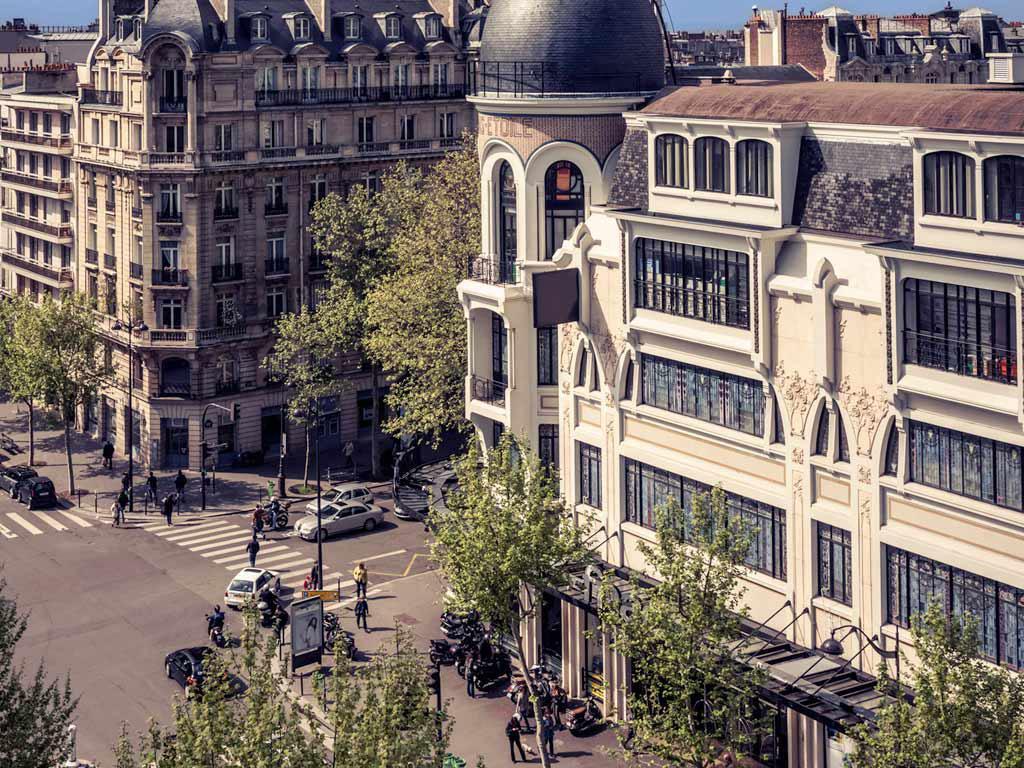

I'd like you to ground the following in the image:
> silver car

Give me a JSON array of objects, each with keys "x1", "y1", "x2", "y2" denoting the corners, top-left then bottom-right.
[
  {"x1": 295, "y1": 501, "x2": 386, "y2": 541},
  {"x1": 304, "y1": 482, "x2": 373, "y2": 516}
]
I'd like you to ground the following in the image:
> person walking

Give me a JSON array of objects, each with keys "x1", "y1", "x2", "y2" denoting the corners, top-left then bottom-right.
[
  {"x1": 343, "y1": 441, "x2": 354, "y2": 471},
  {"x1": 354, "y1": 596, "x2": 369, "y2": 632},
  {"x1": 162, "y1": 493, "x2": 174, "y2": 526},
  {"x1": 252, "y1": 506, "x2": 266, "y2": 540},
  {"x1": 174, "y1": 470, "x2": 187, "y2": 510},
  {"x1": 352, "y1": 562, "x2": 368, "y2": 598},
  {"x1": 516, "y1": 685, "x2": 532, "y2": 731},
  {"x1": 506, "y1": 716, "x2": 527, "y2": 763},
  {"x1": 145, "y1": 471, "x2": 158, "y2": 507},
  {"x1": 541, "y1": 710, "x2": 556, "y2": 759},
  {"x1": 102, "y1": 440, "x2": 114, "y2": 470},
  {"x1": 246, "y1": 536, "x2": 260, "y2": 568},
  {"x1": 121, "y1": 471, "x2": 131, "y2": 494}
]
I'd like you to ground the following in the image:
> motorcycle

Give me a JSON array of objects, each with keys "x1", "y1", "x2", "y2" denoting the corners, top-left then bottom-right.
[
  {"x1": 256, "y1": 501, "x2": 289, "y2": 531},
  {"x1": 440, "y1": 609, "x2": 481, "y2": 640},
  {"x1": 567, "y1": 696, "x2": 603, "y2": 736},
  {"x1": 206, "y1": 609, "x2": 227, "y2": 648},
  {"x1": 429, "y1": 638, "x2": 457, "y2": 666},
  {"x1": 324, "y1": 613, "x2": 356, "y2": 659},
  {"x1": 465, "y1": 650, "x2": 512, "y2": 691},
  {"x1": 257, "y1": 590, "x2": 288, "y2": 631}
]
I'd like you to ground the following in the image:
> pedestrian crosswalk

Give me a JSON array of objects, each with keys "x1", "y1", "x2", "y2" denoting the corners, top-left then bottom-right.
[{"x1": 0, "y1": 509, "x2": 93, "y2": 538}]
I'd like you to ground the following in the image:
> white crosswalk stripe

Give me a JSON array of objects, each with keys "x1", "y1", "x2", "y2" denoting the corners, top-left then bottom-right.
[
  {"x1": 222, "y1": 550, "x2": 301, "y2": 569},
  {"x1": 59, "y1": 511, "x2": 93, "y2": 528},
  {"x1": 153, "y1": 521, "x2": 227, "y2": 538},
  {"x1": 264, "y1": 556, "x2": 314, "y2": 574},
  {"x1": 32, "y1": 513, "x2": 68, "y2": 531},
  {"x1": 201, "y1": 542, "x2": 255, "y2": 558},
  {"x1": 161, "y1": 524, "x2": 237, "y2": 544},
  {"x1": 187, "y1": 532, "x2": 253, "y2": 552},
  {"x1": 214, "y1": 545, "x2": 288, "y2": 565},
  {"x1": 0, "y1": 520, "x2": 17, "y2": 539},
  {"x1": 7, "y1": 513, "x2": 43, "y2": 535}
]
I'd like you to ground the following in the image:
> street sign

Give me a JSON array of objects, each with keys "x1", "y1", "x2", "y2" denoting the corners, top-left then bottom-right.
[
  {"x1": 303, "y1": 589, "x2": 340, "y2": 601},
  {"x1": 290, "y1": 596, "x2": 323, "y2": 670}
]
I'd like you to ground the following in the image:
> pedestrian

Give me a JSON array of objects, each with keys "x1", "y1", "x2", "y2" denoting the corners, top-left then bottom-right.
[
  {"x1": 121, "y1": 471, "x2": 131, "y2": 493},
  {"x1": 343, "y1": 440, "x2": 354, "y2": 470},
  {"x1": 174, "y1": 469, "x2": 187, "y2": 509},
  {"x1": 516, "y1": 686, "x2": 532, "y2": 731},
  {"x1": 162, "y1": 493, "x2": 174, "y2": 526},
  {"x1": 541, "y1": 710, "x2": 556, "y2": 759},
  {"x1": 246, "y1": 536, "x2": 260, "y2": 568},
  {"x1": 102, "y1": 440, "x2": 114, "y2": 470},
  {"x1": 352, "y1": 562, "x2": 368, "y2": 598},
  {"x1": 145, "y1": 471, "x2": 158, "y2": 506},
  {"x1": 466, "y1": 653, "x2": 476, "y2": 698},
  {"x1": 252, "y1": 506, "x2": 266, "y2": 540},
  {"x1": 354, "y1": 596, "x2": 369, "y2": 632},
  {"x1": 553, "y1": 682, "x2": 567, "y2": 729},
  {"x1": 506, "y1": 716, "x2": 527, "y2": 763}
]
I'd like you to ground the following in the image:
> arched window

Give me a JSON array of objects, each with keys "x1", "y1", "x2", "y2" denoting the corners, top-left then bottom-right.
[
  {"x1": 836, "y1": 409, "x2": 850, "y2": 463},
  {"x1": 544, "y1": 161, "x2": 584, "y2": 260},
  {"x1": 884, "y1": 422, "x2": 900, "y2": 476},
  {"x1": 736, "y1": 139, "x2": 773, "y2": 197},
  {"x1": 814, "y1": 406, "x2": 830, "y2": 456},
  {"x1": 771, "y1": 394, "x2": 785, "y2": 445},
  {"x1": 655, "y1": 134, "x2": 687, "y2": 188},
  {"x1": 694, "y1": 137, "x2": 729, "y2": 193},
  {"x1": 983, "y1": 155, "x2": 1024, "y2": 223},
  {"x1": 577, "y1": 346, "x2": 590, "y2": 388},
  {"x1": 923, "y1": 151, "x2": 975, "y2": 218},
  {"x1": 497, "y1": 161, "x2": 517, "y2": 282},
  {"x1": 160, "y1": 357, "x2": 191, "y2": 398}
]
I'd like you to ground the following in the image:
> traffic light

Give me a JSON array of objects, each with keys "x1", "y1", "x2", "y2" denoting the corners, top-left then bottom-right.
[
  {"x1": 200, "y1": 440, "x2": 209, "y2": 465},
  {"x1": 233, "y1": 402, "x2": 241, "y2": 422},
  {"x1": 427, "y1": 665, "x2": 440, "y2": 695}
]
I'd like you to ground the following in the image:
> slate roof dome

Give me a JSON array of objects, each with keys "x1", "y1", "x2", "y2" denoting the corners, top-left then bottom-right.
[{"x1": 477, "y1": 0, "x2": 666, "y2": 96}]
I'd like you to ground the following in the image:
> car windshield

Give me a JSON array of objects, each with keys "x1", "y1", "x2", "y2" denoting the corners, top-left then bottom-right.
[{"x1": 228, "y1": 580, "x2": 254, "y2": 593}]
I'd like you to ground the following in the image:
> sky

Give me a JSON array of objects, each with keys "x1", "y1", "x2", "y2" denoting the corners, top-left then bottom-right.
[{"x1": 3, "y1": 0, "x2": 1021, "y2": 33}]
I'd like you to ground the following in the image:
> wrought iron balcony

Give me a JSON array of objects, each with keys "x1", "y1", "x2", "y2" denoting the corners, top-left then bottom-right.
[
  {"x1": 261, "y1": 146, "x2": 297, "y2": 159},
  {"x1": 103, "y1": 253, "x2": 116, "y2": 270},
  {"x1": 129, "y1": 262, "x2": 143, "y2": 280},
  {"x1": 904, "y1": 330, "x2": 1017, "y2": 384},
  {"x1": 0, "y1": 170, "x2": 72, "y2": 194},
  {"x1": 212, "y1": 263, "x2": 243, "y2": 282},
  {"x1": 265, "y1": 257, "x2": 290, "y2": 276},
  {"x1": 468, "y1": 60, "x2": 655, "y2": 97},
  {"x1": 211, "y1": 150, "x2": 245, "y2": 163},
  {"x1": 81, "y1": 89, "x2": 123, "y2": 106},
  {"x1": 157, "y1": 208, "x2": 182, "y2": 223},
  {"x1": 357, "y1": 141, "x2": 391, "y2": 155},
  {"x1": 152, "y1": 268, "x2": 189, "y2": 287},
  {"x1": 633, "y1": 280, "x2": 750, "y2": 330},
  {"x1": 264, "y1": 202, "x2": 288, "y2": 216},
  {"x1": 159, "y1": 382, "x2": 192, "y2": 398},
  {"x1": 254, "y1": 84, "x2": 466, "y2": 108},
  {"x1": 468, "y1": 255, "x2": 519, "y2": 285},
  {"x1": 213, "y1": 205, "x2": 238, "y2": 220},
  {"x1": 85, "y1": 248, "x2": 98, "y2": 266},
  {"x1": 158, "y1": 96, "x2": 187, "y2": 113},
  {"x1": 215, "y1": 379, "x2": 241, "y2": 395},
  {"x1": 0, "y1": 129, "x2": 72, "y2": 149},
  {"x1": 470, "y1": 375, "x2": 507, "y2": 407},
  {"x1": 3, "y1": 212, "x2": 72, "y2": 239}
]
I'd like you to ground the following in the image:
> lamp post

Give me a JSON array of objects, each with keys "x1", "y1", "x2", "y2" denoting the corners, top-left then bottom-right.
[
  {"x1": 200, "y1": 402, "x2": 232, "y2": 510},
  {"x1": 112, "y1": 318, "x2": 148, "y2": 518},
  {"x1": 820, "y1": 623, "x2": 901, "y2": 687},
  {"x1": 312, "y1": 397, "x2": 323, "y2": 590}
]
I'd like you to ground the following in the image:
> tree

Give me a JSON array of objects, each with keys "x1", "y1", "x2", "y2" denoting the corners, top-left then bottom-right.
[
  {"x1": 0, "y1": 576, "x2": 78, "y2": 768},
  {"x1": 264, "y1": 307, "x2": 343, "y2": 489},
  {"x1": 25, "y1": 293, "x2": 101, "y2": 495},
  {"x1": 597, "y1": 489, "x2": 766, "y2": 768},
  {"x1": 0, "y1": 297, "x2": 48, "y2": 466},
  {"x1": 431, "y1": 434, "x2": 591, "y2": 768},
  {"x1": 849, "y1": 601, "x2": 1024, "y2": 768}
]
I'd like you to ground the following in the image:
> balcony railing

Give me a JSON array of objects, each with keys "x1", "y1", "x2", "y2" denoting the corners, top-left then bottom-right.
[
  {"x1": 309, "y1": 254, "x2": 329, "y2": 272},
  {"x1": 213, "y1": 205, "x2": 238, "y2": 220},
  {"x1": 211, "y1": 150, "x2": 245, "y2": 163},
  {"x1": 198, "y1": 325, "x2": 248, "y2": 344},
  {"x1": 633, "y1": 280, "x2": 750, "y2": 330},
  {"x1": 103, "y1": 253, "x2": 116, "y2": 270},
  {"x1": 159, "y1": 382, "x2": 192, "y2": 398},
  {"x1": 158, "y1": 97, "x2": 187, "y2": 113},
  {"x1": 105, "y1": 198, "x2": 115, "y2": 211},
  {"x1": 0, "y1": 170, "x2": 72, "y2": 194},
  {"x1": 3, "y1": 212, "x2": 72, "y2": 239},
  {"x1": 904, "y1": 330, "x2": 1018, "y2": 384},
  {"x1": 0, "y1": 249, "x2": 66, "y2": 283},
  {"x1": 130, "y1": 262, "x2": 143, "y2": 279},
  {"x1": 468, "y1": 255, "x2": 519, "y2": 285},
  {"x1": 150, "y1": 330, "x2": 188, "y2": 343},
  {"x1": 265, "y1": 202, "x2": 288, "y2": 216},
  {"x1": 255, "y1": 84, "x2": 466, "y2": 108},
  {"x1": 305, "y1": 143, "x2": 339, "y2": 156},
  {"x1": 399, "y1": 139, "x2": 432, "y2": 151},
  {"x1": 468, "y1": 60, "x2": 657, "y2": 97},
  {"x1": 85, "y1": 248, "x2": 99, "y2": 266},
  {"x1": 265, "y1": 257, "x2": 290, "y2": 276},
  {"x1": 131, "y1": 206, "x2": 143, "y2": 219},
  {"x1": 152, "y1": 268, "x2": 189, "y2": 286},
  {"x1": 215, "y1": 379, "x2": 241, "y2": 395},
  {"x1": 261, "y1": 146, "x2": 297, "y2": 159},
  {"x1": 470, "y1": 375, "x2": 507, "y2": 407},
  {"x1": 1, "y1": 129, "x2": 72, "y2": 149},
  {"x1": 150, "y1": 152, "x2": 187, "y2": 165},
  {"x1": 157, "y1": 208, "x2": 182, "y2": 223},
  {"x1": 440, "y1": 137, "x2": 462, "y2": 149},
  {"x1": 212, "y1": 263, "x2": 243, "y2": 282},
  {"x1": 357, "y1": 141, "x2": 392, "y2": 155},
  {"x1": 81, "y1": 89, "x2": 123, "y2": 106}
]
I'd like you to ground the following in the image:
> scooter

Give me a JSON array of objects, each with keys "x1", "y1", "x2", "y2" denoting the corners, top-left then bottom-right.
[
  {"x1": 566, "y1": 697, "x2": 603, "y2": 736},
  {"x1": 429, "y1": 638, "x2": 458, "y2": 666},
  {"x1": 206, "y1": 608, "x2": 227, "y2": 648},
  {"x1": 466, "y1": 650, "x2": 513, "y2": 691},
  {"x1": 257, "y1": 590, "x2": 288, "y2": 631},
  {"x1": 440, "y1": 610, "x2": 481, "y2": 640},
  {"x1": 256, "y1": 501, "x2": 290, "y2": 531}
]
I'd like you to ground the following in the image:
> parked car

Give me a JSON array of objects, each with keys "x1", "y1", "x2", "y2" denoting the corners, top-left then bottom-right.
[
  {"x1": 304, "y1": 482, "x2": 373, "y2": 515},
  {"x1": 0, "y1": 466, "x2": 37, "y2": 498},
  {"x1": 224, "y1": 567, "x2": 279, "y2": 609},
  {"x1": 18, "y1": 477, "x2": 56, "y2": 509},
  {"x1": 164, "y1": 646, "x2": 244, "y2": 697},
  {"x1": 295, "y1": 501, "x2": 386, "y2": 541}
]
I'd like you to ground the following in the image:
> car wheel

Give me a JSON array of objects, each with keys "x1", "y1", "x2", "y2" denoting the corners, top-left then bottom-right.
[
  {"x1": 9, "y1": 487, "x2": 16, "y2": 499},
  {"x1": 364, "y1": 518, "x2": 376, "y2": 532},
  {"x1": 165, "y1": 662, "x2": 173, "y2": 679}
]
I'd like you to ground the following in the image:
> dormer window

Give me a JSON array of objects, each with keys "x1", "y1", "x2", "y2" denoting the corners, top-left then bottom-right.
[
  {"x1": 117, "y1": 19, "x2": 125, "y2": 39},
  {"x1": 295, "y1": 16, "x2": 310, "y2": 40},
  {"x1": 344, "y1": 15, "x2": 361, "y2": 40},
  {"x1": 134, "y1": 18, "x2": 142, "y2": 38},
  {"x1": 425, "y1": 15, "x2": 441, "y2": 39},
  {"x1": 252, "y1": 16, "x2": 268, "y2": 41},
  {"x1": 386, "y1": 15, "x2": 401, "y2": 40}
]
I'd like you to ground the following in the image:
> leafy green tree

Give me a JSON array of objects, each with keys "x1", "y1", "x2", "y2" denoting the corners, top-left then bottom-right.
[
  {"x1": 431, "y1": 434, "x2": 591, "y2": 768},
  {"x1": 849, "y1": 601, "x2": 1024, "y2": 768},
  {"x1": 597, "y1": 489, "x2": 765, "y2": 768},
  {"x1": 0, "y1": 297, "x2": 47, "y2": 466},
  {"x1": 0, "y1": 576, "x2": 78, "y2": 768},
  {"x1": 264, "y1": 307, "x2": 344, "y2": 488}
]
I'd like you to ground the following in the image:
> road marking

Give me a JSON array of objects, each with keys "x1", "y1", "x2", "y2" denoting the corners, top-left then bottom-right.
[
  {"x1": 266, "y1": 556, "x2": 314, "y2": 574},
  {"x1": 59, "y1": 511, "x2": 93, "y2": 528},
  {"x1": 0, "y1": 521, "x2": 16, "y2": 539},
  {"x1": 214, "y1": 545, "x2": 288, "y2": 565},
  {"x1": 32, "y1": 513, "x2": 68, "y2": 531},
  {"x1": 187, "y1": 533, "x2": 254, "y2": 552},
  {"x1": 353, "y1": 548, "x2": 406, "y2": 564},
  {"x1": 162, "y1": 525, "x2": 238, "y2": 545},
  {"x1": 237, "y1": 550, "x2": 307, "y2": 568},
  {"x1": 6, "y1": 513, "x2": 43, "y2": 535},
  {"x1": 159, "y1": 522, "x2": 235, "y2": 541},
  {"x1": 200, "y1": 542, "x2": 258, "y2": 558},
  {"x1": 151, "y1": 520, "x2": 227, "y2": 537}
]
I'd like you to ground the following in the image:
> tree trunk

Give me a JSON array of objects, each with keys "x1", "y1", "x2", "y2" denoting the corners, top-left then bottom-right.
[
  {"x1": 511, "y1": 621, "x2": 550, "y2": 768},
  {"x1": 64, "y1": 419, "x2": 75, "y2": 495},
  {"x1": 370, "y1": 365, "x2": 381, "y2": 480},
  {"x1": 26, "y1": 399, "x2": 34, "y2": 466},
  {"x1": 303, "y1": 422, "x2": 311, "y2": 488}
]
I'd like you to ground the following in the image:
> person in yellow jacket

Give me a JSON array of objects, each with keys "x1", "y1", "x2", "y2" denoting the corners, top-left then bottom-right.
[{"x1": 352, "y1": 563, "x2": 368, "y2": 598}]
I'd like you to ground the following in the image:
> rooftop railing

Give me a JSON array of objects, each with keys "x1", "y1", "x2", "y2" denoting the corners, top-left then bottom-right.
[
  {"x1": 468, "y1": 61, "x2": 657, "y2": 98},
  {"x1": 255, "y1": 84, "x2": 465, "y2": 107}
]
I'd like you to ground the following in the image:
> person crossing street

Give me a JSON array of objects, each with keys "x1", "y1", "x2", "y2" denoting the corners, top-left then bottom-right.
[
  {"x1": 246, "y1": 536, "x2": 260, "y2": 568},
  {"x1": 352, "y1": 562, "x2": 368, "y2": 598},
  {"x1": 162, "y1": 494, "x2": 174, "y2": 526},
  {"x1": 174, "y1": 470, "x2": 187, "y2": 510},
  {"x1": 145, "y1": 471, "x2": 159, "y2": 506},
  {"x1": 354, "y1": 597, "x2": 369, "y2": 632}
]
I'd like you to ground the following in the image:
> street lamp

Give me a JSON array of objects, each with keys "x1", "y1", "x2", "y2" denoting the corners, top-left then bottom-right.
[
  {"x1": 820, "y1": 623, "x2": 901, "y2": 686},
  {"x1": 311, "y1": 398, "x2": 324, "y2": 590},
  {"x1": 112, "y1": 318, "x2": 148, "y2": 518},
  {"x1": 200, "y1": 402, "x2": 232, "y2": 510}
]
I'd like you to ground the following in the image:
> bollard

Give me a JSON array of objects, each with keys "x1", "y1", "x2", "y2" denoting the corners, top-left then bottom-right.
[{"x1": 94, "y1": 494, "x2": 98, "y2": 516}]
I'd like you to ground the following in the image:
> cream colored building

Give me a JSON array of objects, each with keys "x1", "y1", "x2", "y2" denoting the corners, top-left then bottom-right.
[{"x1": 460, "y1": 2, "x2": 1024, "y2": 765}]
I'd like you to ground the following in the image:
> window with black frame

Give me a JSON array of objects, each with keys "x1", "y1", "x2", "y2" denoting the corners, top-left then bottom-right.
[
  {"x1": 736, "y1": 139, "x2": 773, "y2": 197},
  {"x1": 624, "y1": 458, "x2": 787, "y2": 580},
  {"x1": 817, "y1": 523, "x2": 852, "y2": 605},
  {"x1": 984, "y1": 155, "x2": 1024, "y2": 224},
  {"x1": 694, "y1": 136, "x2": 729, "y2": 193},
  {"x1": 491, "y1": 312, "x2": 508, "y2": 398},
  {"x1": 908, "y1": 419, "x2": 1024, "y2": 511},
  {"x1": 578, "y1": 442, "x2": 602, "y2": 508},
  {"x1": 923, "y1": 151, "x2": 975, "y2": 218},
  {"x1": 639, "y1": 353, "x2": 765, "y2": 436},
  {"x1": 544, "y1": 161, "x2": 584, "y2": 260},
  {"x1": 633, "y1": 237, "x2": 749, "y2": 329},
  {"x1": 814, "y1": 407, "x2": 830, "y2": 456},
  {"x1": 903, "y1": 278, "x2": 1016, "y2": 384},
  {"x1": 498, "y1": 161, "x2": 518, "y2": 282},
  {"x1": 884, "y1": 423, "x2": 900, "y2": 476},
  {"x1": 539, "y1": 424, "x2": 559, "y2": 470},
  {"x1": 655, "y1": 134, "x2": 688, "y2": 188},
  {"x1": 537, "y1": 326, "x2": 557, "y2": 385}
]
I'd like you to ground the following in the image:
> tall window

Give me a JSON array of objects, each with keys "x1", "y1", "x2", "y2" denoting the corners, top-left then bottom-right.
[
  {"x1": 214, "y1": 181, "x2": 235, "y2": 216},
  {"x1": 256, "y1": 66, "x2": 277, "y2": 92},
  {"x1": 537, "y1": 326, "x2": 557, "y2": 385},
  {"x1": 544, "y1": 161, "x2": 584, "y2": 260},
  {"x1": 425, "y1": 15, "x2": 441, "y2": 38},
  {"x1": 251, "y1": 15, "x2": 268, "y2": 40},
  {"x1": 386, "y1": 15, "x2": 401, "y2": 39},
  {"x1": 639, "y1": 354, "x2": 764, "y2": 436},
  {"x1": 655, "y1": 134, "x2": 687, "y2": 188},
  {"x1": 578, "y1": 442, "x2": 602, "y2": 508},
  {"x1": 817, "y1": 523, "x2": 853, "y2": 606},
  {"x1": 908, "y1": 419, "x2": 1024, "y2": 511},
  {"x1": 357, "y1": 117, "x2": 374, "y2": 144},
  {"x1": 294, "y1": 16, "x2": 310, "y2": 39},
  {"x1": 267, "y1": 286, "x2": 286, "y2": 318},
  {"x1": 624, "y1": 458, "x2": 787, "y2": 580},
  {"x1": 344, "y1": 15, "x2": 361, "y2": 39},
  {"x1": 694, "y1": 136, "x2": 729, "y2": 193},
  {"x1": 903, "y1": 278, "x2": 1016, "y2": 384},
  {"x1": 539, "y1": 424, "x2": 559, "y2": 470},
  {"x1": 265, "y1": 177, "x2": 285, "y2": 212},
  {"x1": 159, "y1": 184, "x2": 180, "y2": 219},
  {"x1": 214, "y1": 123, "x2": 233, "y2": 151},
  {"x1": 814, "y1": 407, "x2": 831, "y2": 456},
  {"x1": 923, "y1": 151, "x2": 975, "y2": 218},
  {"x1": 884, "y1": 424, "x2": 900, "y2": 476},
  {"x1": 498, "y1": 162, "x2": 517, "y2": 280},
  {"x1": 266, "y1": 234, "x2": 286, "y2": 271},
  {"x1": 736, "y1": 139, "x2": 773, "y2": 197},
  {"x1": 215, "y1": 236, "x2": 234, "y2": 267},
  {"x1": 160, "y1": 298, "x2": 183, "y2": 328},
  {"x1": 439, "y1": 112, "x2": 456, "y2": 138},
  {"x1": 161, "y1": 69, "x2": 185, "y2": 103},
  {"x1": 491, "y1": 312, "x2": 507, "y2": 388},
  {"x1": 634, "y1": 238, "x2": 749, "y2": 328},
  {"x1": 984, "y1": 155, "x2": 1024, "y2": 223},
  {"x1": 400, "y1": 115, "x2": 415, "y2": 142}
]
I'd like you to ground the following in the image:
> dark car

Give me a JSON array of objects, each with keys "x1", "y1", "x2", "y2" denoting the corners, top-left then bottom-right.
[
  {"x1": 0, "y1": 466, "x2": 37, "y2": 498},
  {"x1": 18, "y1": 477, "x2": 56, "y2": 509},
  {"x1": 164, "y1": 647, "x2": 245, "y2": 697}
]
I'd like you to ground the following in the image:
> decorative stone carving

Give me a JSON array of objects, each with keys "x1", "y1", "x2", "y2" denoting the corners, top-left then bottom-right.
[
  {"x1": 836, "y1": 376, "x2": 889, "y2": 456},
  {"x1": 792, "y1": 447, "x2": 804, "y2": 465},
  {"x1": 838, "y1": 318, "x2": 848, "y2": 338},
  {"x1": 774, "y1": 364, "x2": 817, "y2": 437},
  {"x1": 859, "y1": 493, "x2": 872, "y2": 523},
  {"x1": 791, "y1": 470, "x2": 803, "y2": 497},
  {"x1": 558, "y1": 325, "x2": 580, "y2": 374},
  {"x1": 858, "y1": 464, "x2": 871, "y2": 485}
]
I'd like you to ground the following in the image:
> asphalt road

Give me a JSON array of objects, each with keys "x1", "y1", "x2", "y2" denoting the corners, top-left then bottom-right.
[{"x1": 0, "y1": 488, "x2": 434, "y2": 765}]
